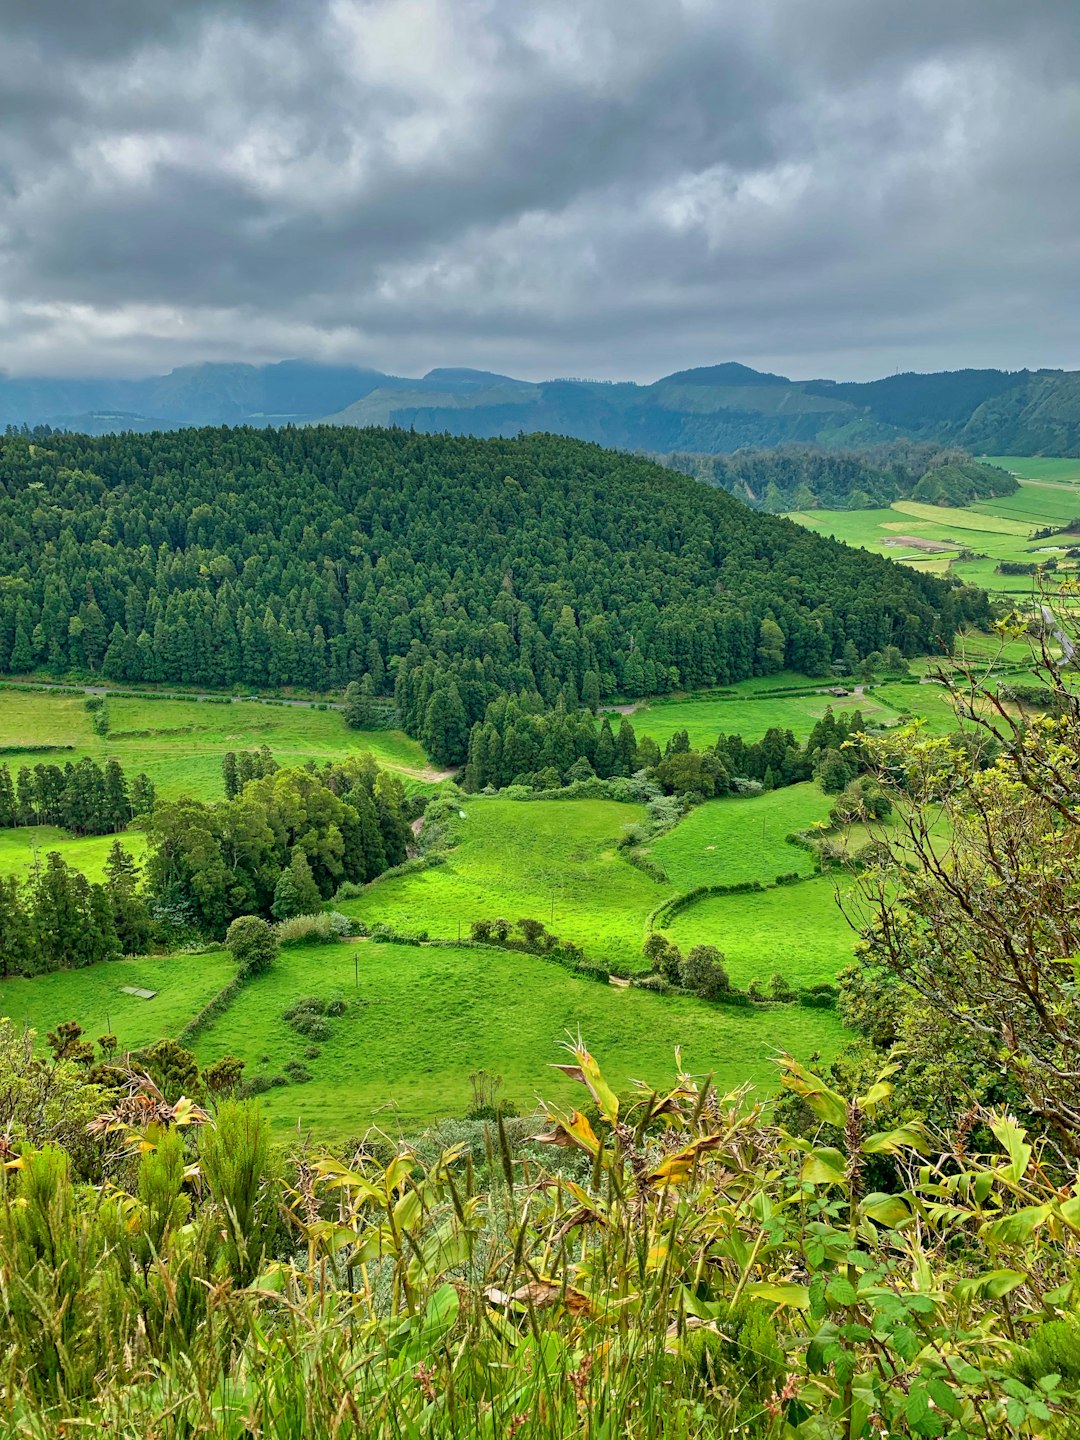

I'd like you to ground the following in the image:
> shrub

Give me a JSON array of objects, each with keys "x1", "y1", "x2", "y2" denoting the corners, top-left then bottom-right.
[
  {"x1": 283, "y1": 1061, "x2": 312, "y2": 1084},
  {"x1": 679, "y1": 945, "x2": 731, "y2": 1000},
  {"x1": 768, "y1": 972, "x2": 795, "y2": 1003},
  {"x1": 225, "y1": 915, "x2": 278, "y2": 977},
  {"x1": 275, "y1": 911, "x2": 352, "y2": 947}
]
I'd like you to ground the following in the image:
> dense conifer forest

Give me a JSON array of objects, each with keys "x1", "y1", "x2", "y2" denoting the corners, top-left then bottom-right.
[{"x1": 0, "y1": 428, "x2": 989, "y2": 761}]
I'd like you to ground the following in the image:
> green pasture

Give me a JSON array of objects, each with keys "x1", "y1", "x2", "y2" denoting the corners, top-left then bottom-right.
[
  {"x1": 649, "y1": 783, "x2": 832, "y2": 890},
  {"x1": 0, "y1": 688, "x2": 432, "y2": 800},
  {"x1": 664, "y1": 875, "x2": 857, "y2": 991},
  {"x1": 0, "y1": 951, "x2": 234, "y2": 1050},
  {"x1": 192, "y1": 940, "x2": 845, "y2": 1135},
  {"x1": 341, "y1": 795, "x2": 664, "y2": 972},
  {"x1": 0, "y1": 826, "x2": 148, "y2": 882},
  {"x1": 983, "y1": 456, "x2": 1080, "y2": 486},
  {"x1": 620, "y1": 689, "x2": 891, "y2": 751}
]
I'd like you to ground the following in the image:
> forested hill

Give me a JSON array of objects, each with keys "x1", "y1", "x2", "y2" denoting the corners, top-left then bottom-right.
[
  {"x1": 4, "y1": 359, "x2": 1080, "y2": 455},
  {"x1": 0, "y1": 427, "x2": 988, "y2": 738},
  {"x1": 662, "y1": 443, "x2": 1016, "y2": 512}
]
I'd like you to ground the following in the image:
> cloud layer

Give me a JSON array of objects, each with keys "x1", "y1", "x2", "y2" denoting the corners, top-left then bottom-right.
[{"x1": 1, "y1": 0, "x2": 1077, "y2": 380}]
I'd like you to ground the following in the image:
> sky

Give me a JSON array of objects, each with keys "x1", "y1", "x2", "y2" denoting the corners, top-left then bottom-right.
[{"x1": 0, "y1": 0, "x2": 1077, "y2": 383}]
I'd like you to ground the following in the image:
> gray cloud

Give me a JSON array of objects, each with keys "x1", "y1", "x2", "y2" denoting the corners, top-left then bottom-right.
[{"x1": 0, "y1": 0, "x2": 1076, "y2": 380}]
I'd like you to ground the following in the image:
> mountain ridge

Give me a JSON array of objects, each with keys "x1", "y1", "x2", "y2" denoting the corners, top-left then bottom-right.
[{"x1": 3, "y1": 358, "x2": 1078, "y2": 455}]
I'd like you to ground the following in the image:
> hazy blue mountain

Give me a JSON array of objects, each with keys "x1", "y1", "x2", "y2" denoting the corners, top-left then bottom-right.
[{"x1": 5, "y1": 358, "x2": 1079, "y2": 455}]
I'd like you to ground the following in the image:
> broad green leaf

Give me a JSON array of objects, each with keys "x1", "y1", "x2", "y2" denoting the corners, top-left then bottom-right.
[
  {"x1": 801, "y1": 1147, "x2": 847, "y2": 1186},
  {"x1": 777, "y1": 1056, "x2": 847, "y2": 1128},
  {"x1": 862, "y1": 1124, "x2": 930, "y2": 1155},
  {"x1": 747, "y1": 1281, "x2": 810, "y2": 1309},
  {"x1": 990, "y1": 1114, "x2": 1033, "y2": 1184},
  {"x1": 860, "y1": 1193, "x2": 912, "y2": 1227},
  {"x1": 952, "y1": 1269, "x2": 1027, "y2": 1301},
  {"x1": 826, "y1": 1275, "x2": 857, "y2": 1307},
  {"x1": 982, "y1": 1203, "x2": 1052, "y2": 1246}
]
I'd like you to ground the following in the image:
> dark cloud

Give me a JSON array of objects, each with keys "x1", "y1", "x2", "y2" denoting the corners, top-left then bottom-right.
[{"x1": 0, "y1": 0, "x2": 1076, "y2": 380}]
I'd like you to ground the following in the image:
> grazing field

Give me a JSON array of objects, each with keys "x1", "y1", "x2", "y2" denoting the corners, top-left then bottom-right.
[
  {"x1": 649, "y1": 783, "x2": 832, "y2": 890},
  {"x1": 340, "y1": 795, "x2": 665, "y2": 972},
  {"x1": 616, "y1": 687, "x2": 891, "y2": 750},
  {"x1": 789, "y1": 467, "x2": 1080, "y2": 604},
  {"x1": 189, "y1": 941, "x2": 845, "y2": 1135},
  {"x1": 0, "y1": 687, "x2": 432, "y2": 800},
  {"x1": 664, "y1": 875, "x2": 857, "y2": 990},
  {"x1": 983, "y1": 455, "x2": 1080, "y2": 486},
  {"x1": 0, "y1": 952, "x2": 234, "y2": 1048},
  {"x1": 0, "y1": 825, "x2": 148, "y2": 881}
]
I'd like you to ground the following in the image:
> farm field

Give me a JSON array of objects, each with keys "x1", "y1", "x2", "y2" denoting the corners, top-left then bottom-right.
[
  {"x1": 615, "y1": 687, "x2": 891, "y2": 750},
  {"x1": 0, "y1": 939, "x2": 845, "y2": 1136},
  {"x1": 0, "y1": 687, "x2": 432, "y2": 800},
  {"x1": 194, "y1": 940, "x2": 845, "y2": 1134},
  {"x1": 0, "y1": 951, "x2": 234, "y2": 1049},
  {"x1": 664, "y1": 875, "x2": 856, "y2": 991},
  {"x1": 788, "y1": 461, "x2": 1080, "y2": 604},
  {"x1": 649, "y1": 783, "x2": 831, "y2": 890},
  {"x1": 983, "y1": 456, "x2": 1080, "y2": 486},
  {"x1": 0, "y1": 825, "x2": 148, "y2": 881},
  {"x1": 340, "y1": 795, "x2": 664, "y2": 972}
]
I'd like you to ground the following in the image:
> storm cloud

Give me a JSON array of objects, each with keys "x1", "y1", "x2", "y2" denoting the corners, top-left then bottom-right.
[{"x1": 0, "y1": 0, "x2": 1077, "y2": 380}]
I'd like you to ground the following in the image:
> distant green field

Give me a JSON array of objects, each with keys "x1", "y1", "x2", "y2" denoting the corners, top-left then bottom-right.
[
  {"x1": 665, "y1": 875, "x2": 857, "y2": 991},
  {"x1": 0, "y1": 688, "x2": 433, "y2": 801},
  {"x1": 191, "y1": 940, "x2": 845, "y2": 1134},
  {"x1": 650, "y1": 783, "x2": 831, "y2": 890},
  {"x1": 618, "y1": 689, "x2": 891, "y2": 750},
  {"x1": 0, "y1": 952, "x2": 234, "y2": 1048},
  {"x1": 0, "y1": 826, "x2": 148, "y2": 882},
  {"x1": 983, "y1": 456, "x2": 1080, "y2": 486},
  {"x1": 788, "y1": 469, "x2": 1080, "y2": 604}
]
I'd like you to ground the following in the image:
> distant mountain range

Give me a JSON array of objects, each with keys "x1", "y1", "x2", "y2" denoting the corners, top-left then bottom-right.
[{"x1": 4, "y1": 358, "x2": 1080, "y2": 455}]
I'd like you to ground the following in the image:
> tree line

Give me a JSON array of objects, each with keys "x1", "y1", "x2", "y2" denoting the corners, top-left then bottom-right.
[
  {"x1": 462, "y1": 694, "x2": 871, "y2": 798},
  {"x1": 0, "y1": 428, "x2": 989, "y2": 753},
  {"x1": 0, "y1": 756, "x2": 154, "y2": 834}
]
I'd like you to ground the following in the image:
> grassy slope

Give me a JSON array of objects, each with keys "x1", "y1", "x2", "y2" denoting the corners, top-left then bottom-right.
[
  {"x1": 0, "y1": 826, "x2": 149, "y2": 881},
  {"x1": 341, "y1": 796, "x2": 666, "y2": 971},
  {"x1": 192, "y1": 940, "x2": 845, "y2": 1135},
  {"x1": 0, "y1": 952, "x2": 234, "y2": 1049},
  {"x1": 0, "y1": 690, "x2": 430, "y2": 801},
  {"x1": 618, "y1": 690, "x2": 891, "y2": 750},
  {"x1": 665, "y1": 875, "x2": 856, "y2": 990},
  {"x1": 649, "y1": 783, "x2": 831, "y2": 890}
]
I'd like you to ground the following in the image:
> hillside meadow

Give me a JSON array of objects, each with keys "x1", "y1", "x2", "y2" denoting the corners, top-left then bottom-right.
[{"x1": 0, "y1": 686, "x2": 433, "y2": 800}]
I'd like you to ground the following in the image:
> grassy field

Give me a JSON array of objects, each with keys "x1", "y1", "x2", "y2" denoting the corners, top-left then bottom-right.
[
  {"x1": 0, "y1": 826, "x2": 148, "y2": 881},
  {"x1": 788, "y1": 463, "x2": 1080, "y2": 604},
  {"x1": 341, "y1": 795, "x2": 664, "y2": 972},
  {"x1": 616, "y1": 688, "x2": 891, "y2": 750},
  {"x1": 0, "y1": 940, "x2": 844, "y2": 1136},
  {"x1": 983, "y1": 456, "x2": 1080, "y2": 485},
  {"x1": 0, "y1": 951, "x2": 234, "y2": 1049},
  {"x1": 190, "y1": 941, "x2": 845, "y2": 1135},
  {"x1": 0, "y1": 688, "x2": 433, "y2": 801},
  {"x1": 664, "y1": 875, "x2": 857, "y2": 990},
  {"x1": 649, "y1": 783, "x2": 831, "y2": 890}
]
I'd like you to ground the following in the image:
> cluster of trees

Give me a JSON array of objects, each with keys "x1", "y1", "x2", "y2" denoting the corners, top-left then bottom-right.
[
  {"x1": 0, "y1": 757, "x2": 154, "y2": 834},
  {"x1": 666, "y1": 441, "x2": 1016, "y2": 512},
  {"x1": 463, "y1": 696, "x2": 639, "y2": 790},
  {"x1": 462, "y1": 694, "x2": 871, "y2": 798},
  {"x1": 221, "y1": 745, "x2": 277, "y2": 799},
  {"x1": 0, "y1": 428, "x2": 987, "y2": 729},
  {"x1": 147, "y1": 756, "x2": 410, "y2": 934},
  {"x1": 0, "y1": 842, "x2": 150, "y2": 976}
]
